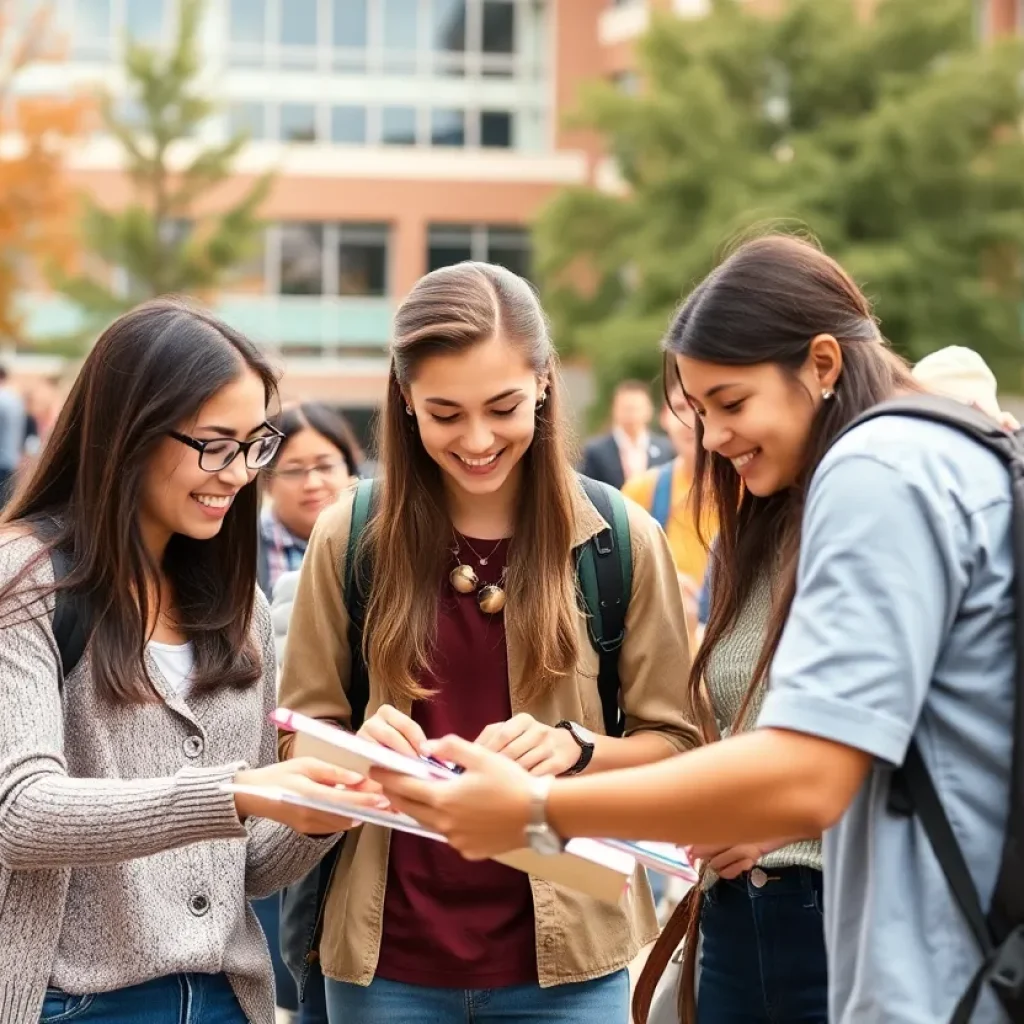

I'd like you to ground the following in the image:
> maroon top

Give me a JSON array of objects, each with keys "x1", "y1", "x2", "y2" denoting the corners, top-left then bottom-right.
[{"x1": 374, "y1": 538, "x2": 538, "y2": 988}]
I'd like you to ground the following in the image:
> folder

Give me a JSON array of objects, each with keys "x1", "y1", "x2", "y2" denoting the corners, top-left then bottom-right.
[{"x1": 271, "y1": 708, "x2": 636, "y2": 903}]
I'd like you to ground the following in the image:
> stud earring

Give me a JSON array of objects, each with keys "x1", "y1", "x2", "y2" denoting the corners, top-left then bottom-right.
[
  {"x1": 821, "y1": 388, "x2": 835, "y2": 400},
  {"x1": 536, "y1": 392, "x2": 547, "y2": 409},
  {"x1": 405, "y1": 405, "x2": 414, "y2": 416}
]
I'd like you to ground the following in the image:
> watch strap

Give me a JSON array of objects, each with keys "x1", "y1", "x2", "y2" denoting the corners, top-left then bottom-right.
[{"x1": 556, "y1": 720, "x2": 595, "y2": 776}]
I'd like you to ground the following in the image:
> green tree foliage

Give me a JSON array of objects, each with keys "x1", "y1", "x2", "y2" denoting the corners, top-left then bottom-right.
[
  {"x1": 537, "y1": 0, "x2": 1024, "y2": 413},
  {"x1": 57, "y1": 0, "x2": 270, "y2": 329}
]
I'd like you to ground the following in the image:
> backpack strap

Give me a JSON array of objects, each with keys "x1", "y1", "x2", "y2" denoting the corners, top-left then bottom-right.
[
  {"x1": 344, "y1": 479, "x2": 377, "y2": 731},
  {"x1": 838, "y1": 394, "x2": 1024, "y2": 1021},
  {"x1": 650, "y1": 461, "x2": 675, "y2": 528},
  {"x1": 576, "y1": 475, "x2": 633, "y2": 739}
]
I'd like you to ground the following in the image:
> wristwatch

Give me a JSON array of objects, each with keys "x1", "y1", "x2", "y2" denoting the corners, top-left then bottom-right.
[
  {"x1": 556, "y1": 720, "x2": 596, "y2": 776},
  {"x1": 524, "y1": 774, "x2": 565, "y2": 855}
]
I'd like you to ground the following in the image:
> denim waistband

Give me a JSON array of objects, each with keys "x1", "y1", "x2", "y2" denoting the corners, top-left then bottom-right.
[{"x1": 709, "y1": 864, "x2": 822, "y2": 902}]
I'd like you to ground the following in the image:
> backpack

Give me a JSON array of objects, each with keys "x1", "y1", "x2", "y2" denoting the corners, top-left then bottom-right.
[
  {"x1": 650, "y1": 461, "x2": 675, "y2": 529},
  {"x1": 835, "y1": 394, "x2": 1024, "y2": 1024},
  {"x1": 280, "y1": 472, "x2": 636, "y2": 995}
]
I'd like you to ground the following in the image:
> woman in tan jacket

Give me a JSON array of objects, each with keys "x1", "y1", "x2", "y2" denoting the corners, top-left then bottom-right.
[{"x1": 277, "y1": 262, "x2": 699, "y2": 1024}]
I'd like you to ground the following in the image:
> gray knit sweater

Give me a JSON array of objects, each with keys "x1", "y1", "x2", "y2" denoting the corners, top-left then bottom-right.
[
  {"x1": 702, "y1": 571, "x2": 822, "y2": 887},
  {"x1": 0, "y1": 534, "x2": 336, "y2": 1024}
]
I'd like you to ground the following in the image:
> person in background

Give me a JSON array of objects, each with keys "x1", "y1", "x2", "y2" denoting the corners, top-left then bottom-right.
[
  {"x1": 580, "y1": 379, "x2": 673, "y2": 489},
  {"x1": 622, "y1": 378, "x2": 715, "y2": 633},
  {"x1": 254, "y1": 401, "x2": 362, "y2": 1024},
  {"x1": 912, "y1": 345, "x2": 1020, "y2": 431},
  {"x1": 0, "y1": 365, "x2": 27, "y2": 509},
  {"x1": 257, "y1": 402, "x2": 362, "y2": 599}
]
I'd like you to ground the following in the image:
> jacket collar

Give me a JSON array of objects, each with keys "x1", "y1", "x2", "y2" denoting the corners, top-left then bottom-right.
[{"x1": 571, "y1": 481, "x2": 612, "y2": 550}]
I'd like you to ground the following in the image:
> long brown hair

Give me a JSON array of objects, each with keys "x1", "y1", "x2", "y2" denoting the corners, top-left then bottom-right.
[
  {"x1": 361, "y1": 261, "x2": 581, "y2": 705},
  {"x1": 0, "y1": 297, "x2": 279, "y2": 702},
  {"x1": 634, "y1": 235, "x2": 917, "y2": 1024}
]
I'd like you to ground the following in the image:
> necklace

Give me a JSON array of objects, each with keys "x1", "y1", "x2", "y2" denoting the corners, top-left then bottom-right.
[{"x1": 449, "y1": 534, "x2": 509, "y2": 614}]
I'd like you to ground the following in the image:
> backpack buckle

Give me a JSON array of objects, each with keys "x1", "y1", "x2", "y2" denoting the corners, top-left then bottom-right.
[{"x1": 988, "y1": 926, "x2": 1024, "y2": 999}]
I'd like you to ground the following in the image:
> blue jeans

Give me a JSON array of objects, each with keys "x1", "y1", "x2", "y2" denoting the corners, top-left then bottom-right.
[
  {"x1": 697, "y1": 866, "x2": 828, "y2": 1023},
  {"x1": 40, "y1": 974, "x2": 246, "y2": 1024},
  {"x1": 325, "y1": 970, "x2": 629, "y2": 1024}
]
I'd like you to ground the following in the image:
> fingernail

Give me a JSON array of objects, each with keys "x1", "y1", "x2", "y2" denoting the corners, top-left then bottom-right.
[
  {"x1": 374, "y1": 796, "x2": 391, "y2": 808},
  {"x1": 420, "y1": 741, "x2": 437, "y2": 756}
]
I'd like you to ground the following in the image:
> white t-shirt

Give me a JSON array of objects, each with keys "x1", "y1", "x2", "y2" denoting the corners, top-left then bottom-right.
[{"x1": 148, "y1": 640, "x2": 194, "y2": 695}]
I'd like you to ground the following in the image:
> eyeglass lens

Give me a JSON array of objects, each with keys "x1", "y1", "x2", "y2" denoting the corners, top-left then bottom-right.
[{"x1": 199, "y1": 434, "x2": 281, "y2": 472}]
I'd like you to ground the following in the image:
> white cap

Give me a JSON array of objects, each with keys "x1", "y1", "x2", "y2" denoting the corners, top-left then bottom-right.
[{"x1": 912, "y1": 346, "x2": 1001, "y2": 420}]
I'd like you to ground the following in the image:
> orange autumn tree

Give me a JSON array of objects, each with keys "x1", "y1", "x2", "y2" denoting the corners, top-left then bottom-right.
[{"x1": 0, "y1": 2, "x2": 88, "y2": 347}]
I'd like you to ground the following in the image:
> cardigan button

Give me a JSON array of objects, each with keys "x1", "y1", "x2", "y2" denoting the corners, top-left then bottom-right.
[
  {"x1": 183, "y1": 735, "x2": 204, "y2": 758},
  {"x1": 189, "y1": 893, "x2": 210, "y2": 916}
]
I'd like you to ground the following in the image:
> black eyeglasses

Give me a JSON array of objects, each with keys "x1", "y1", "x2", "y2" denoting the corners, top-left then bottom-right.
[{"x1": 169, "y1": 422, "x2": 284, "y2": 472}]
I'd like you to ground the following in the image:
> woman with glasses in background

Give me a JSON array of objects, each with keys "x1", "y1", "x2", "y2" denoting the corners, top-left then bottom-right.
[
  {"x1": 258, "y1": 403, "x2": 363, "y2": 600},
  {"x1": 255, "y1": 402, "x2": 363, "y2": 1024},
  {"x1": 0, "y1": 299, "x2": 380, "y2": 1024}
]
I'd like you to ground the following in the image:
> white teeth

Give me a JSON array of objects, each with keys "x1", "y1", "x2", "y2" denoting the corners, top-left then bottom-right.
[
  {"x1": 193, "y1": 494, "x2": 232, "y2": 508},
  {"x1": 457, "y1": 453, "x2": 500, "y2": 467},
  {"x1": 732, "y1": 450, "x2": 759, "y2": 469}
]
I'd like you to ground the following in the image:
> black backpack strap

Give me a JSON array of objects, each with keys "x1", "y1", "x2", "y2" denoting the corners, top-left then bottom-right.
[
  {"x1": 842, "y1": 395, "x2": 1024, "y2": 1020},
  {"x1": 46, "y1": 539, "x2": 90, "y2": 688},
  {"x1": 281, "y1": 479, "x2": 378, "y2": 997},
  {"x1": 576, "y1": 475, "x2": 632, "y2": 738},
  {"x1": 344, "y1": 478, "x2": 377, "y2": 731}
]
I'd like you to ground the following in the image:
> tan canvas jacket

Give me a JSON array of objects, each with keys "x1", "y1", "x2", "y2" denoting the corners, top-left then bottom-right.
[{"x1": 278, "y1": 484, "x2": 701, "y2": 988}]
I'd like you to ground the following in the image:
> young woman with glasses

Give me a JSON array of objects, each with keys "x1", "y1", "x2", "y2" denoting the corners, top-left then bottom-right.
[
  {"x1": 254, "y1": 401, "x2": 364, "y2": 1024},
  {"x1": 275, "y1": 262, "x2": 700, "y2": 1024},
  {"x1": 0, "y1": 299, "x2": 383, "y2": 1024},
  {"x1": 257, "y1": 402, "x2": 362, "y2": 599}
]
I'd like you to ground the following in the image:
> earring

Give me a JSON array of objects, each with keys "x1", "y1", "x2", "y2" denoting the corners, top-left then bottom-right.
[
  {"x1": 405, "y1": 405, "x2": 414, "y2": 416},
  {"x1": 536, "y1": 392, "x2": 547, "y2": 409},
  {"x1": 821, "y1": 388, "x2": 835, "y2": 400}
]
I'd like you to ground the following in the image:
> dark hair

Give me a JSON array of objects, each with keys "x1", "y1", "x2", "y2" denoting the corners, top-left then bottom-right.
[
  {"x1": 0, "y1": 297, "x2": 279, "y2": 703},
  {"x1": 634, "y1": 235, "x2": 917, "y2": 1024},
  {"x1": 270, "y1": 402, "x2": 363, "y2": 476},
  {"x1": 365, "y1": 261, "x2": 581, "y2": 705},
  {"x1": 0, "y1": 366, "x2": 7, "y2": 382}
]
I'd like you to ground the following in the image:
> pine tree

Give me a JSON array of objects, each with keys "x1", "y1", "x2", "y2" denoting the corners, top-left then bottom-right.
[{"x1": 57, "y1": 0, "x2": 271, "y2": 329}]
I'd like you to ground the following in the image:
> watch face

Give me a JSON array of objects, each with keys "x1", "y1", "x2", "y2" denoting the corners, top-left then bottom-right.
[
  {"x1": 573, "y1": 722, "x2": 596, "y2": 745},
  {"x1": 527, "y1": 824, "x2": 564, "y2": 856}
]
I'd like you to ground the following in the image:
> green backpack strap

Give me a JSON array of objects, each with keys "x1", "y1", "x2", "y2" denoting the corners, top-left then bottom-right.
[
  {"x1": 576, "y1": 475, "x2": 633, "y2": 738},
  {"x1": 344, "y1": 478, "x2": 377, "y2": 731}
]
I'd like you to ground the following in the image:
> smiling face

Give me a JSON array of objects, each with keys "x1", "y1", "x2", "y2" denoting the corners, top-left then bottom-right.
[
  {"x1": 139, "y1": 367, "x2": 269, "y2": 555},
  {"x1": 406, "y1": 333, "x2": 544, "y2": 505},
  {"x1": 676, "y1": 353, "x2": 828, "y2": 496},
  {"x1": 265, "y1": 426, "x2": 352, "y2": 540}
]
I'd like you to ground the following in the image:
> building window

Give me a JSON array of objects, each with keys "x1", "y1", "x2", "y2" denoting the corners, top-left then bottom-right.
[
  {"x1": 229, "y1": 102, "x2": 266, "y2": 141},
  {"x1": 486, "y1": 226, "x2": 531, "y2": 279},
  {"x1": 382, "y1": 106, "x2": 418, "y2": 145},
  {"x1": 431, "y1": 108, "x2": 466, "y2": 147},
  {"x1": 228, "y1": 0, "x2": 267, "y2": 66},
  {"x1": 428, "y1": 224, "x2": 531, "y2": 278},
  {"x1": 332, "y1": 105, "x2": 367, "y2": 144},
  {"x1": 280, "y1": 103, "x2": 318, "y2": 142},
  {"x1": 434, "y1": 0, "x2": 467, "y2": 52},
  {"x1": 280, "y1": 0, "x2": 318, "y2": 69},
  {"x1": 482, "y1": 1, "x2": 515, "y2": 54},
  {"x1": 125, "y1": 0, "x2": 165, "y2": 44},
  {"x1": 337, "y1": 225, "x2": 389, "y2": 297},
  {"x1": 280, "y1": 223, "x2": 324, "y2": 295},
  {"x1": 480, "y1": 110, "x2": 513, "y2": 148},
  {"x1": 428, "y1": 226, "x2": 473, "y2": 273},
  {"x1": 71, "y1": 0, "x2": 113, "y2": 60},
  {"x1": 333, "y1": 0, "x2": 369, "y2": 70},
  {"x1": 382, "y1": 0, "x2": 419, "y2": 73}
]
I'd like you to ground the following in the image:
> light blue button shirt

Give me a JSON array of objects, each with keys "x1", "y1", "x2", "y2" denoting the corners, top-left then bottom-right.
[{"x1": 759, "y1": 415, "x2": 1014, "y2": 1024}]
